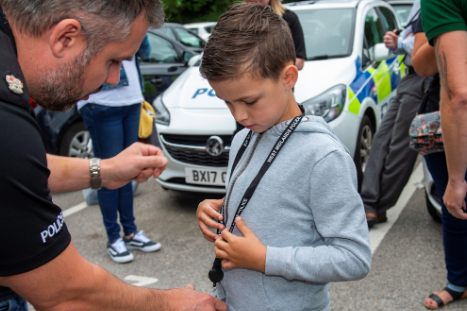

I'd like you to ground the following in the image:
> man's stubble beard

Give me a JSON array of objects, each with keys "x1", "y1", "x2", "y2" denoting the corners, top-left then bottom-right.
[{"x1": 32, "y1": 56, "x2": 91, "y2": 112}]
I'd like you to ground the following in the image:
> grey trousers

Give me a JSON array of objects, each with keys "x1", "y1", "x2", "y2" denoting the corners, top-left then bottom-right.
[{"x1": 361, "y1": 73, "x2": 432, "y2": 214}]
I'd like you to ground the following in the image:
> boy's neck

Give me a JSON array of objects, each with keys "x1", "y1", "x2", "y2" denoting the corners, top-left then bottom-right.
[{"x1": 276, "y1": 93, "x2": 302, "y2": 125}]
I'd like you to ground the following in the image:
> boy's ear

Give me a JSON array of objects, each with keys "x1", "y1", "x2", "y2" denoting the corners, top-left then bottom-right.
[
  {"x1": 49, "y1": 19, "x2": 86, "y2": 59},
  {"x1": 283, "y1": 64, "x2": 299, "y2": 90}
]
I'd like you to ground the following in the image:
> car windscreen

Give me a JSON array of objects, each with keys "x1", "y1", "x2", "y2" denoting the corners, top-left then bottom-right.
[{"x1": 295, "y1": 8, "x2": 355, "y2": 61}]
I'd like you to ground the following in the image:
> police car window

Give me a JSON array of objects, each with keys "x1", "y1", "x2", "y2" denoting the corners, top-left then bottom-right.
[
  {"x1": 295, "y1": 8, "x2": 354, "y2": 60},
  {"x1": 378, "y1": 7, "x2": 398, "y2": 32},
  {"x1": 140, "y1": 33, "x2": 181, "y2": 64},
  {"x1": 362, "y1": 8, "x2": 385, "y2": 68},
  {"x1": 364, "y1": 8, "x2": 385, "y2": 50},
  {"x1": 362, "y1": 37, "x2": 371, "y2": 68},
  {"x1": 174, "y1": 27, "x2": 204, "y2": 48}
]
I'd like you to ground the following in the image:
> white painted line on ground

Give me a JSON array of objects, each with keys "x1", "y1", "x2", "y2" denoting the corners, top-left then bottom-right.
[
  {"x1": 369, "y1": 162, "x2": 424, "y2": 254},
  {"x1": 124, "y1": 275, "x2": 159, "y2": 287},
  {"x1": 63, "y1": 201, "x2": 88, "y2": 218}
]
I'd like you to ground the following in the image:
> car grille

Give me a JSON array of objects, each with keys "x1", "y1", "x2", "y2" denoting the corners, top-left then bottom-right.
[{"x1": 161, "y1": 134, "x2": 232, "y2": 167}]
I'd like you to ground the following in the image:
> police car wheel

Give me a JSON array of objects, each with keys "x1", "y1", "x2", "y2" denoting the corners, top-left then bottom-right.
[
  {"x1": 59, "y1": 122, "x2": 94, "y2": 158},
  {"x1": 425, "y1": 191, "x2": 442, "y2": 223},
  {"x1": 354, "y1": 115, "x2": 374, "y2": 191}
]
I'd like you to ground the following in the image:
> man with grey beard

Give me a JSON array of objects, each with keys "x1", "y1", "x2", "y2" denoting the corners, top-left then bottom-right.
[{"x1": 0, "y1": 1, "x2": 226, "y2": 310}]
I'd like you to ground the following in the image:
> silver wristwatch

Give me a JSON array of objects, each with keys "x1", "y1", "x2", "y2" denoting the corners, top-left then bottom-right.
[{"x1": 89, "y1": 158, "x2": 102, "y2": 190}]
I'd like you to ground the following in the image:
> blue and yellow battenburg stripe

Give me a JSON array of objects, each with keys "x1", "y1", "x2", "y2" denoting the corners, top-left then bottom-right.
[{"x1": 347, "y1": 55, "x2": 405, "y2": 115}]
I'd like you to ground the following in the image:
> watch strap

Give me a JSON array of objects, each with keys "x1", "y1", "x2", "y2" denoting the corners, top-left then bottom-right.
[{"x1": 89, "y1": 158, "x2": 102, "y2": 190}]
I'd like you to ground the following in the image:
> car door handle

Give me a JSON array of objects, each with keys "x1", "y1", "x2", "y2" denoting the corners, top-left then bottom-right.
[
  {"x1": 168, "y1": 66, "x2": 178, "y2": 73},
  {"x1": 151, "y1": 78, "x2": 163, "y2": 85}
]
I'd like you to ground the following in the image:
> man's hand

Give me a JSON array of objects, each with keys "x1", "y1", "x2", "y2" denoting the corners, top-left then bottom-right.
[
  {"x1": 163, "y1": 284, "x2": 227, "y2": 311},
  {"x1": 214, "y1": 216, "x2": 266, "y2": 272},
  {"x1": 444, "y1": 179, "x2": 467, "y2": 219},
  {"x1": 384, "y1": 29, "x2": 399, "y2": 50},
  {"x1": 197, "y1": 198, "x2": 225, "y2": 242},
  {"x1": 101, "y1": 142, "x2": 168, "y2": 189}
]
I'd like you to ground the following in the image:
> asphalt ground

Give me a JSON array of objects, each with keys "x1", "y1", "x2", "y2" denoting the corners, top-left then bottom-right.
[{"x1": 26, "y1": 167, "x2": 467, "y2": 311}]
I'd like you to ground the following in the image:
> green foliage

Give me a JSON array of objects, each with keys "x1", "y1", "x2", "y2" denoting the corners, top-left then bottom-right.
[
  {"x1": 161, "y1": 0, "x2": 309, "y2": 24},
  {"x1": 161, "y1": 0, "x2": 234, "y2": 24}
]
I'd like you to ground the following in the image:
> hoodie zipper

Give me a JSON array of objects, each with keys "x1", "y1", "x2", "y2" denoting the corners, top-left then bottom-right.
[{"x1": 224, "y1": 133, "x2": 262, "y2": 227}]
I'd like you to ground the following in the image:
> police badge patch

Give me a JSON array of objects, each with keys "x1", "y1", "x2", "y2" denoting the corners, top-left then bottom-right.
[{"x1": 5, "y1": 74, "x2": 24, "y2": 95}]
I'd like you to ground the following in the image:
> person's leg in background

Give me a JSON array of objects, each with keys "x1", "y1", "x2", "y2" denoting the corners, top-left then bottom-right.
[
  {"x1": 0, "y1": 296, "x2": 28, "y2": 311},
  {"x1": 120, "y1": 103, "x2": 161, "y2": 253},
  {"x1": 375, "y1": 75, "x2": 431, "y2": 213},
  {"x1": 80, "y1": 104, "x2": 134, "y2": 263},
  {"x1": 118, "y1": 103, "x2": 140, "y2": 238},
  {"x1": 424, "y1": 152, "x2": 467, "y2": 308},
  {"x1": 360, "y1": 86, "x2": 403, "y2": 225}
]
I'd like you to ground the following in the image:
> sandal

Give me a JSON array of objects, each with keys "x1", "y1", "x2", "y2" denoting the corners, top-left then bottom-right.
[
  {"x1": 366, "y1": 212, "x2": 387, "y2": 228},
  {"x1": 424, "y1": 287, "x2": 467, "y2": 309}
]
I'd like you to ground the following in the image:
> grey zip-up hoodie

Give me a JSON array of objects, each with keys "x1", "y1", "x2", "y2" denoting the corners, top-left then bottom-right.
[{"x1": 215, "y1": 115, "x2": 371, "y2": 311}]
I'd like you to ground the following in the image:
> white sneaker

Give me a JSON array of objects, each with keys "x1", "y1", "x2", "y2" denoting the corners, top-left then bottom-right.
[
  {"x1": 124, "y1": 230, "x2": 161, "y2": 253},
  {"x1": 107, "y1": 237, "x2": 134, "y2": 263}
]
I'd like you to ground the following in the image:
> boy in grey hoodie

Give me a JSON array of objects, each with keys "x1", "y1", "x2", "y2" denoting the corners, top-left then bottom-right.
[{"x1": 197, "y1": 3, "x2": 371, "y2": 311}]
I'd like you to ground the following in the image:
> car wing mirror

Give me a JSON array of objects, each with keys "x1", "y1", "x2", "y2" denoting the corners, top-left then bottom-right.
[{"x1": 372, "y1": 43, "x2": 394, "y2": 63}]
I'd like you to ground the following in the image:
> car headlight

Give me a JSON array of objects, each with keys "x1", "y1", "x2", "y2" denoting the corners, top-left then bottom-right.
[
  {"x1": 301, "y1": 84, "x2": 346, "y2": 122},
  {"x1": 153, "y1": 94, "x2": 170, "y2": 126}
]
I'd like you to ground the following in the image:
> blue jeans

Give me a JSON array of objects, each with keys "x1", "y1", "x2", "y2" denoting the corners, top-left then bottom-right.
[
  {"x1": 0, "y1": 296, "x2": 28, "y2": 311},
  {"x1": 80, "y1": 103, "x2": 141, "y2": 243},
  {"x1": 424, "y1": 152, "x2": 467, "y2": 288}
]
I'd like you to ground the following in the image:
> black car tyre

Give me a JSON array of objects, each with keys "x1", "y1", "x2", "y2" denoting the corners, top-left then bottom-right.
[
  {"x1": 425, "y1": 191, "x2": 442, "y2": 223},
  {"x1": 354, "y1": 115, "x2": 374, "y2": 191},
  {"x1": 59, "y1": 122, "x2": 94, "y2": 158}
]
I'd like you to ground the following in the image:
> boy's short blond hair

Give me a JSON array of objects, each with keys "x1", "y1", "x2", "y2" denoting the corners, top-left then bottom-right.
[{"x1": 200, "y1": 2, "x2": 295, "y2": 82}]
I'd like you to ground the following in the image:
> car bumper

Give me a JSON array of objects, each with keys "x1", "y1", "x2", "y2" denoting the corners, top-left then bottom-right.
[
  {"x1": 156, "y1": 133, "x2": 228, "y2": 194},
  {"x1": 157, "y1": 178, "x2": 226, "y2": 193}
]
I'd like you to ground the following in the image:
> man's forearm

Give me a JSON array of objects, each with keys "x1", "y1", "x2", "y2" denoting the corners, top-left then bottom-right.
[
  {"x1": 47, "y1": 154, "x2": 127, "y2": 193},
  {"x1": 435, "y1": 32, "x2": 467, "y2": 182},
  {"x1": 46, "y1": 263, "x2": 167, "y2": 311},
  {"x1": 47, "y1": 154, "x2": 90, "y2": 193},
  {"x1": 2, "y1": 243, "x2": 223, "y2": 311},
  {"x1": 441, "y1": 89, "x2": 467, "y2": 183},
  {"x1": 1, "y1": 243, "x2": 167, "y2": 311}
]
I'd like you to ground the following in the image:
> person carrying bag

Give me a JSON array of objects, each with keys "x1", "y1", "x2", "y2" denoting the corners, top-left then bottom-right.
[{"x1": 409, "y1": 74, "x2": 443, "y2": 155}]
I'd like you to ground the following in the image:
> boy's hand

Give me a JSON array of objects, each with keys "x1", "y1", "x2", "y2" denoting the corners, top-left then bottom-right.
[
  {"x1": 197, "y1": 198, "x2": 225, "y2": 242},
  {"x1": 214, "y1": 216, "x2": 267, "y2": 272}
]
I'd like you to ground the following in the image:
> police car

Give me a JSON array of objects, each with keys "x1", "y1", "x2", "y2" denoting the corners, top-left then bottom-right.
[{"x1": 154, "y1": 0, "x2": 404, "y2": 193}]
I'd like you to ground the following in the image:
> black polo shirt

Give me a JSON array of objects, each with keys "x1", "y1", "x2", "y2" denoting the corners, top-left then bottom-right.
[
  {"x1": 0, "y1": 9, "x2": 71, "y2": 302},
  {"x1": 283, "y1": 10, "x2": 307, "y2": 60}
]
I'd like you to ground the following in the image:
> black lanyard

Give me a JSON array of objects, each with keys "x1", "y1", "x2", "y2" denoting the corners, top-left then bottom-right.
[
  {"x1": 209, "y1": 114, "x2": 304, "y2": 287},
  {"x1": 221, "y1": 114, "x2": 303, "y2": 234}
]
